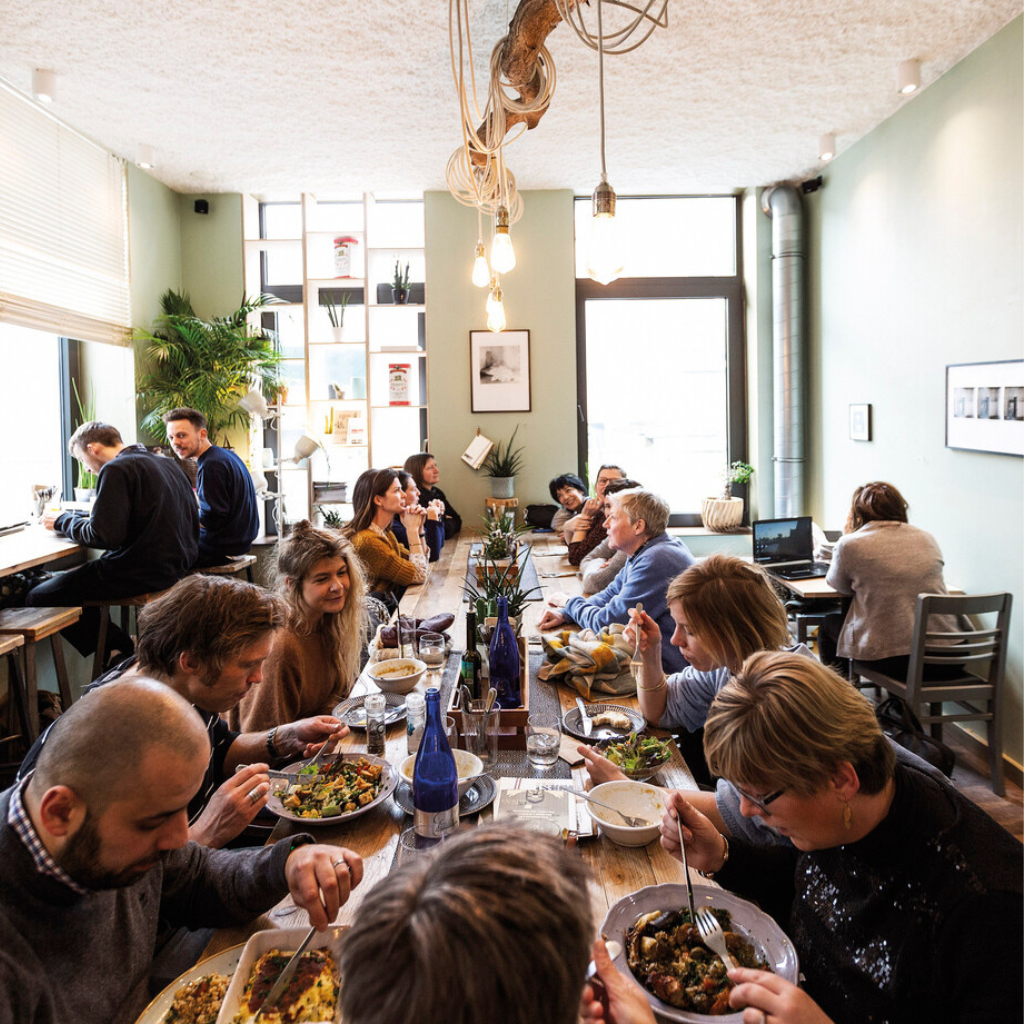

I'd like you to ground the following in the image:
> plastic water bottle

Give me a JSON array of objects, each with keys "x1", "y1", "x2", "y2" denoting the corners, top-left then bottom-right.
[
  {"x1": 488, "y1": 596, "x2": 521, "y2": 709},
  {"x1": 412, "y1": 688, "x2": 459, "y2": 838}
]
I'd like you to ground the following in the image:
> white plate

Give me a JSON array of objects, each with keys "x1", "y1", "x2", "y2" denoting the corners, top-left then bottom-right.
[
  {"x1": 600, "y1": 883, "x2": 800, "y2": 1023},
  {"x1": 215, "y1": 925, "x2": 345, "y2": 1024},
  {"x1": 134, "y1": 943, "x2": 245, "y2": 1024},
  {"x1": 265, "y1": 752, "x2": 398, "y2": 824}
]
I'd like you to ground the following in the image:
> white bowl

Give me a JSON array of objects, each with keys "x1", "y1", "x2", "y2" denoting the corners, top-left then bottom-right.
[
  {"x1": 365, "y1": 657, "x2": 427, "y2": 695},
  {"x1": 587, "y1": 780, "x2": 666, "y2": 847},
  {"x1": 400, "y1": 748, "x2": 483, "y2": 799}
]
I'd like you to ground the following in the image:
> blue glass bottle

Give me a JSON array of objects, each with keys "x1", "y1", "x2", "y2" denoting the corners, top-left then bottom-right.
[
  {"x1": 412, "y1": 687, "x2": 459, "y2": 838},
  {"x1": 488, "y1": 596, "x2": 521, "y2": 709}
]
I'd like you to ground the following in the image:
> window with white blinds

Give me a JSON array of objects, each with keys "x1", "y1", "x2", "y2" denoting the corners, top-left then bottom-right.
[{"x1": 0, "y1": 80, "x2": 130, "y2": 346}]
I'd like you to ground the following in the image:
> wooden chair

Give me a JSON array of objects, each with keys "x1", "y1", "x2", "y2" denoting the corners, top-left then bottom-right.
[
  {"x1": 0, "y1": 634, "x2": 29, "y2": 745},
  {"x1": 0, "y1": 607, "x2": 80, "y2": 739},
  {"x1": 82, "y1": 590, "x2": 172, "y2": 681},
  {"x1": 198, "y1": 554, "x2": 257, "y2": 583},
  {"x1": 851, "y1": 592, "x2": 1012, "y2": 796}
]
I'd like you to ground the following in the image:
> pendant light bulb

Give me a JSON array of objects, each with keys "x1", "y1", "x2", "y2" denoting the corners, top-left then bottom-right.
[
  {"x1": 586, "y1": 178, "x2": 624, "y2": 286},
  {"x1": 486, "y1": 280, "x2": 506, "y2": 333},
  {"x1": 471, "y1": 240, "x2": 490, "y2": 288},
  {"x1": 490, "y1": 206, "x2": 516, "y2": 274}
]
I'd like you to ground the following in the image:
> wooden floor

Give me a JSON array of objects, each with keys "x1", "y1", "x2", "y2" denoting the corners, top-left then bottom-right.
[{"x1": 945, "y1": 731, "x2": 1023, "y2": 841}]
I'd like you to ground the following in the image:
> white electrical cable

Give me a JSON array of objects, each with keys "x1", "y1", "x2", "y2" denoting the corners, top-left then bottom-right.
[{"x1": 553, "y1": 0, "x2": 668, "y2": 55}]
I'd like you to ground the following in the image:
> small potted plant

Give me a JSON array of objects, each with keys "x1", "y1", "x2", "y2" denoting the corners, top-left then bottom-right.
[
  {"x1": 463, "y1": 561, "x2": 542, "y2": 638},
  {"x1": 483, "y1": 425, "x2": 524, "y2": 498},
  {"x1": 701, "y1": 460, "x2": 754, "y2": 532},
  {"x1": 391, "y1": 260, "x2": 411, "y2": 305},
  {"x1": 475, "y1": 508, "x2": 531, "y2": 583},
  {"x1": 324, "y1": 290, "x2": 350, "y2": 342},
  {"x1": 316, "y1": 504, "x2": 345, "y2": 530}
]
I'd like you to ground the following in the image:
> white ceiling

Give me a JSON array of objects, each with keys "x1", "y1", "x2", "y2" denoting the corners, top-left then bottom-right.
[{"x1": 1, "y1": 0, "x2": 1020, "y2": 196}]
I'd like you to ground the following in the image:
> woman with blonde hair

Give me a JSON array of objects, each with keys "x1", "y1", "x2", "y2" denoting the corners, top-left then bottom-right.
[
  {"x1": 659, "y1": 651, "x2": 1022, "y2": 1024},
  {"x1": 229, "y1": 521, "x2": 366, "y2": 731},
  {"x1": 580, "y1": 555, "x2": 812, "y2": 843}
]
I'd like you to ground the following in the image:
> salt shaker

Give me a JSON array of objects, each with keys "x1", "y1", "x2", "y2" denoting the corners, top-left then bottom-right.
[
  {"x1": 366, "y1": 693, "x2": 387, "y2": 756},
  {"x1": 406, "y1": 692, "x2": 426, "y2": 754}
]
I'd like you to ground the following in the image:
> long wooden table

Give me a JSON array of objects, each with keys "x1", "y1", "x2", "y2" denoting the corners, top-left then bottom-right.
[
  {"x1": 205, "y1": 530, "x2": 697, "y2": 955},
  {"x1": 0, "y1": 525, "x2": 83, "y2": 578}
]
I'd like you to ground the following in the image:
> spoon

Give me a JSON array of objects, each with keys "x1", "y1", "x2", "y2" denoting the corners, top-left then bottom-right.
[{"x1": 484, "y1": 687, "x2": 498, "y2": 714}]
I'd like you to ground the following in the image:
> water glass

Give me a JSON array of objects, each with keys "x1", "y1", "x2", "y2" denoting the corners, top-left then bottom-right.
[
  {"x1": 526, "y1": 712, "x2": 561, "y2": 768},
  {"x1": 444, "y1": 715, "x2": 458, "y2": 750},
  {"x1": 419, "y1": 632, "x2": 446, "y2": 670},
  {"x1": 461, "y1": 702, "x2": 500, "y2": 767},
  {"x1": 396, "y1": 826, "x2": 444, "y2": 868}
]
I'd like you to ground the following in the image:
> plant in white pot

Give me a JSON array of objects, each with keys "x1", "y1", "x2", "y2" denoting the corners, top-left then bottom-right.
[
  {"x1": 701, "y1": 461, "x2": 754, "y2": 533},
  {"x1": 324, "y1": 289, "x2": 350, "y2": 342},
  {"x1": 483, "y1": 426, "x2": 524, "y2": 499}
]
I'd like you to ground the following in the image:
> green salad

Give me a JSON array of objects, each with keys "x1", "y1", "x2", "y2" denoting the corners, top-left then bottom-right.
[{"x1": 600, "y1": 734, "x2": 672, "y2": 776}]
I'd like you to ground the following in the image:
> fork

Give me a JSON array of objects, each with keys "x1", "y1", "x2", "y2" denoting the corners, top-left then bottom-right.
[
  {"x1": 551, "y1": 786, "x2": 654, "y2": 828},
  {"x1": 695, "y1": 908, "x2": 738, "y2": 971},
  {"x1": 629, "y1": 602, "x2": 644, "y2": 681}
]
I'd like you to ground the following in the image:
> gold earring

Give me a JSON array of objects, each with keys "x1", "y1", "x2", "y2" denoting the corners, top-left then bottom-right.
[{"x1": 843, "y1": 799, "x2": 853, "y2": 830}]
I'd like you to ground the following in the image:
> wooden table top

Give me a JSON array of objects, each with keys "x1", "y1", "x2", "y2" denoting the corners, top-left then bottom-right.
[
  {"x1": 0, "y1": 526, "x2": 84, "y2": 578},
  {"x1": 205, "y1": 530, "x2": 697, "y2": 956}
]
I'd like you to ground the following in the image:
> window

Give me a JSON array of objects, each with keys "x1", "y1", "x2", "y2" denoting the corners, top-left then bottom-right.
[{"x1": 574, "y1": 196, "x2": 745, "y2": 523}]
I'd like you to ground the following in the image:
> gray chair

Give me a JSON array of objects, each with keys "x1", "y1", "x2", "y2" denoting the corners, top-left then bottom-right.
[{"x1": 851, "y1": 592, "x2": 1012, "y2": 796}]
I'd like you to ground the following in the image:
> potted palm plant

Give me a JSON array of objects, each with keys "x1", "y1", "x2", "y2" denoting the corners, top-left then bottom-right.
[
  {"x1": 391, "y1": 260, "x2": 411, "y2": 305},
  {"x1": 701, "y1": 460, "x2": 754, "y2": 532},
  {"x1": 323, "y1": 290, "x2": 351, "y2": 342},
  {"x1": 136, "y1": 289, "x2": 284, "y2": 442},
  {"x1": 483, "y1": 426, "x2": 524, "y2": 498}
]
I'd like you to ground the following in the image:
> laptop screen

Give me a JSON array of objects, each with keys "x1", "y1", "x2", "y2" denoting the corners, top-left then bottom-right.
[{"x1": 752, "y1": 517, "x2": 813, "y2": 565}]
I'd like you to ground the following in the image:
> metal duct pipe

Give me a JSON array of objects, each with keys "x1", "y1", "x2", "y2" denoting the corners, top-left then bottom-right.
[{"x1": 761, "y1": 185, "x2": 805, "y2": 517}]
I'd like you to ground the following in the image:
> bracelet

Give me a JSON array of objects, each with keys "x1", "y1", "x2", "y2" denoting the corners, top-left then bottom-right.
[
  {"x1": 699, "y1": 833, "x2": 730, "y2": 879},
  {"x1": 266, "y1": 727, "x2": 280, "y2": 760},
  {"x1": 636, "y1": 674, "x2": 668, "y2": 692}
]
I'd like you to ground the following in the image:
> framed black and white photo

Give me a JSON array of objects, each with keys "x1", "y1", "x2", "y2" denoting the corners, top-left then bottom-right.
[
  {"x1": 849, "y1": 403, "x2": 872, "y2": 441},
  {"x1": 946, "y1": 360, "x2": 1023, "y2": 457},
  {"x1": 470, "y1": 329, "x2": 531, "y2": 412}
]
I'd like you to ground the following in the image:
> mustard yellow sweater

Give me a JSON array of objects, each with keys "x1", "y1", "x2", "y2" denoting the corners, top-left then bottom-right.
[{"x1": 351, "y1": 526, "x2": 427, "y2": 597}]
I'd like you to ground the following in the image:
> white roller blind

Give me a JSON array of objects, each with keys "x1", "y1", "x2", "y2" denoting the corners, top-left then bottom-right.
[{"x1": 0, "y1": 80, "x2": 130, "y2": 346}]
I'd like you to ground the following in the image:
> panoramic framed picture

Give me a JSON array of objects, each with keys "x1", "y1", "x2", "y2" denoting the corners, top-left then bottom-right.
[
  {"x1": 849, "y1": 403, "x2": 872, "y2": 441},
  {"x1": 946, "y1": 359, "x2": 1023, "y2": 457},
  {"x1": 470, "y1": 329, "x2": 531, "y2": 412}
]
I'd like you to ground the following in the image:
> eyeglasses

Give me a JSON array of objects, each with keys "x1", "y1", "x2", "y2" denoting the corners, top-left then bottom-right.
[{"x1": 732, "y1": 783, "x2": 786, "y2": 816}]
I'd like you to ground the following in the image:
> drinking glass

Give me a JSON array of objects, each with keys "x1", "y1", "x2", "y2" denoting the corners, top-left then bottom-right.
[
  {"x1": 419, "y1": 632, "x2": 446, "y2": 672},
  {"x1": 526, "y1": 712, "x2": 561, "y2": 768},
  {"x1": 396, "y1": 826, "x2": 444, "y2": 868},
  {"x1": 461, "y1": 702, "x2": 500, "y2": 767},
  {"x1": 444, "y1": 715, "x2": 458, "y2": 750}
]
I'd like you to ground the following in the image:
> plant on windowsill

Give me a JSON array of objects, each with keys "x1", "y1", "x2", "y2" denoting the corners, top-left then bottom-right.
[
  {"x1": 324, "y1": 290, "x2": 351, "y2": 342},
  {"x1": 701, "y1": 460, "x2": 755, "y2": 533},
  {"x1": 391, "y1": 260, "x2": 411, "y2": 305},
  {"x1": 482, "y1": 425, "x2": 524, "y2": 499},
  {"x1": 71, "y1": 379, "x2": 98, "y2": 500}
]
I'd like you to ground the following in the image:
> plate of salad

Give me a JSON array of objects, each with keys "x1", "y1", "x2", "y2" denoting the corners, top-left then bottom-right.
[
  {"x1": 265, "y1": 752, "x2": 397, "y2": 823},
  {"x1": 595, "y1": 732, "x2": 673, "y2": 781}
]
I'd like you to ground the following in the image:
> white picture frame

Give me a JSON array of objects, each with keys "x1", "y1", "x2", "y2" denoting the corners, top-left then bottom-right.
[{"x1": 945, "y1": 360, "x2": 1023, "y2": 457}]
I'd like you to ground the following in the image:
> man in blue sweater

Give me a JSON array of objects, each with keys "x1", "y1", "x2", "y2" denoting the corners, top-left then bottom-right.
[
  {"x1": 538, "y1": 489, "x2": 694, "y2": 673},
  {"x1": 165, "y1": 407, "x2": 259, "y2": 566}
]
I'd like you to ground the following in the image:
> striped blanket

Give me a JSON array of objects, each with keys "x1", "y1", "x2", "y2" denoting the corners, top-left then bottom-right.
[{"x1": 537, "y1": 624, "x2": 637, "y2": 699}]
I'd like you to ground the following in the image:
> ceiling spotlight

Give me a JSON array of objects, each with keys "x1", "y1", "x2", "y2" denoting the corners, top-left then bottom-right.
[
  {"x1": 31, "y1": 69, "x2": 56, "y2": 104},
  {"x1": 136, "y1": 144, "x2": 155, "y2": 170},
  {"x1": 819, "y1": 133, "x2": 836, "y2": 162},
  {"x1": 897, "y1": 59, "x2": 921, "y2": 95}
]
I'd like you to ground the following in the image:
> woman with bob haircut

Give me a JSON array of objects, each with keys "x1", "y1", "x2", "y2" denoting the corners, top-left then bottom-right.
[
  {"x1": 229, "y1": 520, "x2": 367, "y2": 731},
  {"x1": 548, "y1": 472, "x2": 588, "y2": 537},
  {"x1": 343, "y1": 468, "x2": 427, "y2": 609},
  {"x1": 659, "y1": 651, "x2": 1023, "y2": 1024},
  {"x1": 819, "y1": 480, "x2": 962, "y2": 673},
  {"x1": 580, "y1": 555, "x2": 812, "y2": 843},
  {"x1": 404, "y1": 451, "x2": 461, "y2": 538}
]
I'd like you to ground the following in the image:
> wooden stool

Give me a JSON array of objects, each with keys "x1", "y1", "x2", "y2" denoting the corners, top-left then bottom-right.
[
  {"x1": 198, "y1": 554, "x2": 257, "y2": 583},
  {"x1": 0, "y1": 634, "x2": 30, "y2": 748},
  {"x1": 485, "y1": 497, "x2": 519, "y2": 523},
  {"x1": 82, "y1": 590, "x2": 172, "y2": 681},
  {"x1": 0, "y1": 608, "x2": 80, "y2": 740}
]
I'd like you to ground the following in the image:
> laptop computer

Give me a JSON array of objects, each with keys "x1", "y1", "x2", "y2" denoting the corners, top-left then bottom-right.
[{"x1": 752, "y1": 516, "x2": 830, "y2": 580}]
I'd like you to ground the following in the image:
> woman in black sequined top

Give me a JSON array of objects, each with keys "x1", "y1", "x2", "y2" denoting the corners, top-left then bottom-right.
[{"x1": 659, "y1": 651, "x2": 1023, "y2": 1024}]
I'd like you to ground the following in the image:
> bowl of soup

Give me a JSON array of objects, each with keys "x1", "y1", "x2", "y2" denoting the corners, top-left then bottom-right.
[{"x1": 365, "y1": 657, "x2": 427, "y2": 695}]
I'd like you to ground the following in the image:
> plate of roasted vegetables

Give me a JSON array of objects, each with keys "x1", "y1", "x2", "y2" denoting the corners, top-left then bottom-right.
[
  {"x1": 266, "y1": 753, "x2": 397, "y2": 823},
  {"x1": 595, "y1": 732, "x2": 673, "y2": 781},
  {"x1": 601, "y1": 883, "x2": 799, "y2": 1021}
]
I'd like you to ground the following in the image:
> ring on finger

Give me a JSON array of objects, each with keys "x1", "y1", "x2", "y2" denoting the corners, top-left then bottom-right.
[
  {"x1": 247, "y1": 787, "x2": 261, "y2": 804},
  {"x1": 332, "y1": 859, "x2": 348, "y2": 870}
]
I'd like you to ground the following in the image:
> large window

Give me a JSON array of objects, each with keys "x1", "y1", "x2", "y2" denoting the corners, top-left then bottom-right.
[{"x1": 574, "y1": 196, "x2": 745, "y2": 523}]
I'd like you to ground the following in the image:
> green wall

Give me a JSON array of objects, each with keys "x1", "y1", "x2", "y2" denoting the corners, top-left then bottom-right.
[
  {"x1": 179, "y1": 193, "x2": 244, "y2": 318},
  {"x1": 804, "y1": 17, "x2": 1023, "y2": 765},
  {"x1": 424, "y1": 190, "x2": 579, "y2": 518}
]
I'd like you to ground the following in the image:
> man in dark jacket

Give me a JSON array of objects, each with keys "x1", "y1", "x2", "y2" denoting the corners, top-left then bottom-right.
[
  {"x1": 27, "y1": 420, "x2": 199, "y2": 660},
  {"x1": 164, "y1": 406, "x2": 259, "y2": 566}
]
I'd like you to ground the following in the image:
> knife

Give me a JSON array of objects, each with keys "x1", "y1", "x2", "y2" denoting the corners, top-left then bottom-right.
[
  {"x1": 253, "y1": 925, "x2": 317, "y2": 1021},
  {"x1": 576, "y1": 696, "x2": 593, "y2": 737}
]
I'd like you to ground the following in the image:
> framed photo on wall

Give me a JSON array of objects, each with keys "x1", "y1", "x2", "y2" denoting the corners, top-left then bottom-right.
[
  {"x1": 849, "y1": 403, "x2": 872, "y2": 441},
  {"x1": 946, "y1": 360, "x2": 1023, "y2": 457},
  {"x1": 470, "y1": 329, "x2": 531, "y2": 412}
]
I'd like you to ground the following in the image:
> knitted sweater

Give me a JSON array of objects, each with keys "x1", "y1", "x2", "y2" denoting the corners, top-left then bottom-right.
[
  {"x1": 350, "y1": 525, "x2": 427, "y2": 598},
  {"x1": 0, "y1": 784, "x2": 299, "y2": 1024},
  {"x1": 228, "y1": 626, "x2": 350, "y2": 732},
  {"x1": 417, "y1": 485, "x2": 461, "y2": 539},
  {"x1": 563, "y1": 532, "x2": 694, "y2": 673},
  {"x1": 567, "y1": 516, "x2": 607, "y2": 566},
  {"x1": 716, "y1": 756, "x2": 1023, "y2": 1024},
  {"x1": 580, "y1": 538, "x2": 627, "y2": 597}
]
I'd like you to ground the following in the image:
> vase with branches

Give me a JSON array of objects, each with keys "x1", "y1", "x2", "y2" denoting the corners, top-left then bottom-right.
[{"x1": 136, "y1": 289, "x2": 283, "y2": 442}]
